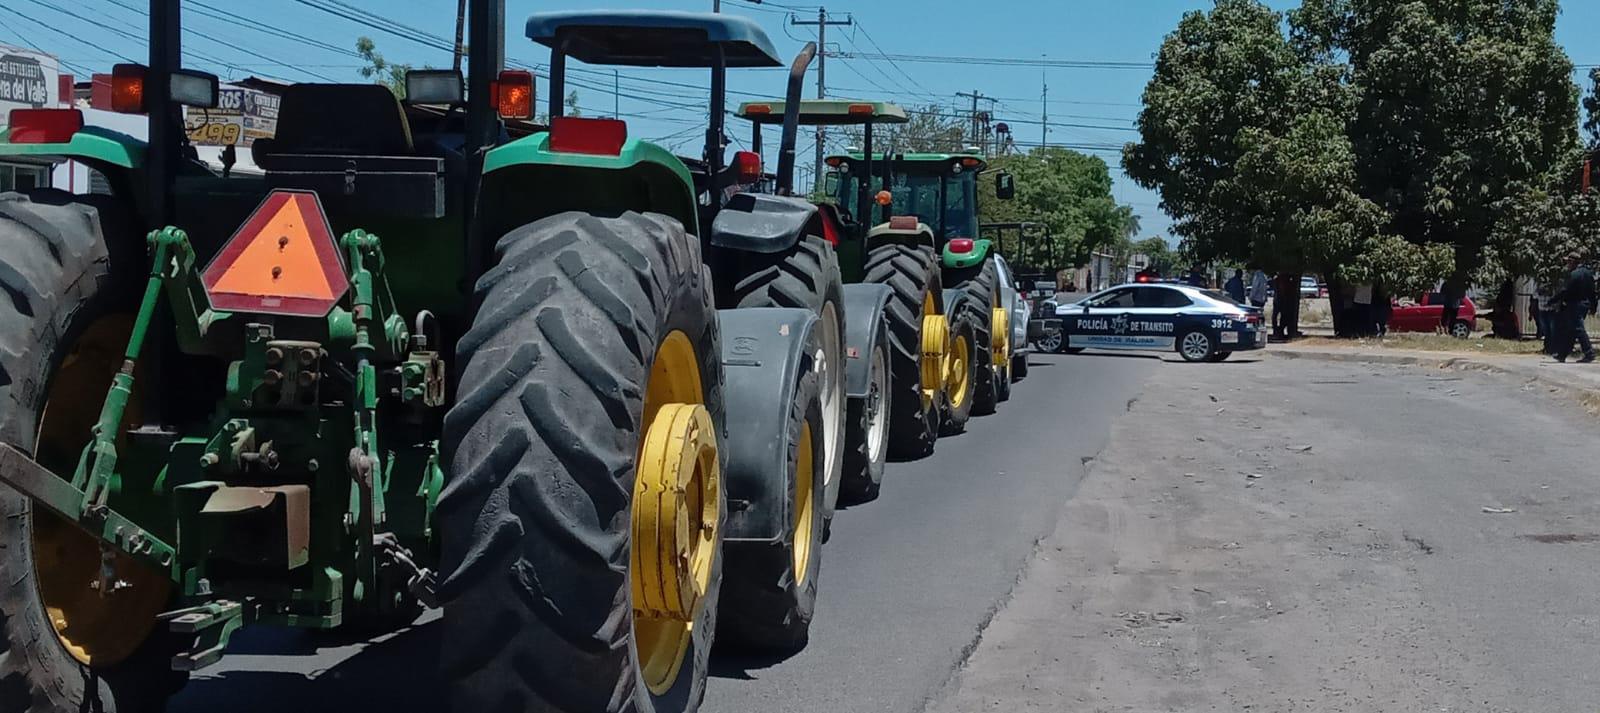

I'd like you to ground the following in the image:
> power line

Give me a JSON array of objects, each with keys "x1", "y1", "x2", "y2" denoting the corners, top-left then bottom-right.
[
  {"x1": 827, "y1": 50, "x2": 1153, "y2": 70},
  {"x1": 93, "y1": 0, "x2": 339, "y2": 82}
]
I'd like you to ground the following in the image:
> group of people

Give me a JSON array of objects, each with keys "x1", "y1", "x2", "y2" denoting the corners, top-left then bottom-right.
[{"x1": 1540, "y1": 253, "x2": 1596, "y2": 363}]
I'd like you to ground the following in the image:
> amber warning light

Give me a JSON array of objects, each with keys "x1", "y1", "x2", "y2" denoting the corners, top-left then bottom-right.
[{"x1": 201, "y1": 190, "x2": 350, "y2": 318}]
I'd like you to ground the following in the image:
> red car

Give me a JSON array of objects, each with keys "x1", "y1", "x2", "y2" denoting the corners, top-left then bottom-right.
[{"x1": 1388, "y1": 293, "x2": 1476, "y2": 338}]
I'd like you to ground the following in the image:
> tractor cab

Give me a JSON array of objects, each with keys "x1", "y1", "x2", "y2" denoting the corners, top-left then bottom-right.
[
  {"x1": 831, "y1": 152, "x2": 1003, "y2": 247},
  {"x1": 735, "y1": 98, "x2": 908, "y2": 279},
  {"x1": 498, "y1": 11, "x2": 813, "y2": 236}
]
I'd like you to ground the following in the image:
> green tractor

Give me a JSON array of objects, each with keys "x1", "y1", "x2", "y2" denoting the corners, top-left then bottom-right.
[
  {"x1": 832, "y1": 149, "x2": 1017, "y2": 429},
  {"x1": 737, "y1": 101, "x2": 1016, "y2": 466},
  {"x1": 0, "y1": 4, "x2": 845, "y2": 712}
]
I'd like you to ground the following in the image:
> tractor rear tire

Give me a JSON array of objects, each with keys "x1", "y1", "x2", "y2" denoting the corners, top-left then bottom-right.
[
  {"x1": 732, "y1": 236, "x2": 845, "y2": 521},
  {"x1": 863, "y1": 244, "x2": 942, "y2": 460},
  {"x1": 940, "y1": 293, "x2": 979, "y2": 436},
  {"x1": 718, "y1": 348, "x2": 826, "y2": 652},
  {"x1": 0, "y1": 191, "x2": 186, "y2": 713},
  {"x1": 439, "y1": 211, "x2": 724, "y2": 713},
  {"x1": 946, "y1": 259, "x2": 1001, "y2": 416}
]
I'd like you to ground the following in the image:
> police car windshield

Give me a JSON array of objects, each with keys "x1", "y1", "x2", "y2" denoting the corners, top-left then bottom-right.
[{"x1": 1201, "y1": 289, "x2": 1242, "y2": 305}]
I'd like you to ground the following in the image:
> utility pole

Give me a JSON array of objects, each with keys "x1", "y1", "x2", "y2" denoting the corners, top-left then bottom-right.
[
  {"x1": 1040, "y1": 57, "x2": 1048, "y2": 148},
  {"x1": 613, "y1": 70, "x2": 619, "y2": 118},
  {"x1": 792, "y1": 8, "x2": 852, "y2": 192},
  {"x1": 956, "y1": 89, "x2": 990, "y2": 152},
  {"x1": 452, "y1": 0, "x2": 467, "y2": 72}
]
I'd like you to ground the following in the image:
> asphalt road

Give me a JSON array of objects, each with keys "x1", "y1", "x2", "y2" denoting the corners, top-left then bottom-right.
[
  {"x1": 168, "y1": 349, "x2": 1158, "y2": 713},
  {"x1": 939, "y1": 355, "x2": 1600, "y2": 712}
]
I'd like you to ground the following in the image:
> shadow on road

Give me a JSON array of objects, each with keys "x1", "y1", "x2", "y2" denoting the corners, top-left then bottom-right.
[
  {"x1": 709, "y1": 646, "x2": 800, "y2": 681},
  {"x1": 171, "y1": 618, "x2": 445, "y2": 713}
]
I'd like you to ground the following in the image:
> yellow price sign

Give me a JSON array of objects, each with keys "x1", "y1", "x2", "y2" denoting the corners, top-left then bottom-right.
[{"x1": 186, "y1": 121, "x2": 242, "y2": 146}]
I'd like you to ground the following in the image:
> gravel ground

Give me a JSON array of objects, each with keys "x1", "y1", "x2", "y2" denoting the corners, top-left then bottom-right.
[{"x1": 933, "y1": 356, "x2": 1600, "y2": 713}]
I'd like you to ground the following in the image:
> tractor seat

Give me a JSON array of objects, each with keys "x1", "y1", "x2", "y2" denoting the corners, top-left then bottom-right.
[
  {"x1": 251, "y1": 84, "x2": 415, "y2": 167},
  {"x1": 250, "y1": 84, "x2": 446, "y2": 219}
]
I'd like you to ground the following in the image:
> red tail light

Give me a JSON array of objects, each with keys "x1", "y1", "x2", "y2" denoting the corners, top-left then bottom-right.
[
  {"x1": 495, "y1": 70, "x2": 534, "y2": 119},
  {"x1": 819, "y1": 211, "x2": 841, "y2": 246},
  {"x1": 111, "y1": 63, "x2": 146, "y2": 114},
  {"x1": 948, "y1": 238, "x2": 974, "y2": 253},
  {"x1": 733, "y1": 150, "x2": 762, "y2": 184},
  {"x1": 549, "y1": 116, "x2": 627, "y2": 156},
  {"x1": 8, "y1": 108, "x2": 83, "y2": 143}
]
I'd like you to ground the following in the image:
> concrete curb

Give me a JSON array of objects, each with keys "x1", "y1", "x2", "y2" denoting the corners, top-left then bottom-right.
[{"x1": 1272, "y1": 348, "x2": 1600, "y2": 413}]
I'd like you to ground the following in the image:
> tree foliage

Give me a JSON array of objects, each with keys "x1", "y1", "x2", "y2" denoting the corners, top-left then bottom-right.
[
  {"x1": 977, "y1": 147, "x2": 1136, "y2": 269},
  {"x1": 356, "y1": 37, "x2": 411, "y2": 99},
  {"x1": 843, "y1": 105, "x2": 967, "y2": 154},
  {"x1": 1127, "y1": 0, "x2": 1581, "y2": 299}
]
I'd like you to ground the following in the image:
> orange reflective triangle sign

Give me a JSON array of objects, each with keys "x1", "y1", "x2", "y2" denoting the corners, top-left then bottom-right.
[{"x1": 202, "y1": 190, "x2": 349, "y2": 317}]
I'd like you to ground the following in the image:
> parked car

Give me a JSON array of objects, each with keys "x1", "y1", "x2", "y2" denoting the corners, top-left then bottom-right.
[
  {"x1": 1388, "y1": 293, "x2": 1477, "y2": 338},
  {"x1": 1043, "y1": 283, "x2": 1267, "y2": 362},
  {"x1": 1300, "y1": 276, "x2": 1320, "y2": 298},
  {"x1": 994, "y1": 255, "x2": 1032, "y2": 381}
]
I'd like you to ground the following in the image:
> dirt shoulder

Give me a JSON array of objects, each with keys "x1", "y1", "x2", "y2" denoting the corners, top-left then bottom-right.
[{"x1": 932, "y1": 356, "x2": 1600, "y2": 713}]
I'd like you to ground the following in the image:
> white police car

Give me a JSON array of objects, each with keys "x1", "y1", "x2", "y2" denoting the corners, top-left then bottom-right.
[{"x1": 1038, "y1": 283, "x2": 1265, "y2": 362}]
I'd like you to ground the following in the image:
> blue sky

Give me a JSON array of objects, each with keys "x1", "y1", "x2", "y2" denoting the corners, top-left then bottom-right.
[{"x1": 5, "y1": 0, "x2": 1598, "y2": 242}]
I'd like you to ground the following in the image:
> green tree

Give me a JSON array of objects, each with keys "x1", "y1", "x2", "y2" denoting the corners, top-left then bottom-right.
[
  {"x1": 978, "y1": 147, "x2": 1132, "y2": 269},
  {"x1": 1291, "y1": 0, "x2": 1580, "y2": 291},
  {"x1": 356, "y1": 37, "x2": 411, "y2": 99},
  {"x1": 565, "y1": 90, "x2": 581, "y2": 117},
  {"x1": 1132, "y1": 236, "x2": 1178, "y2": 275},
  {"x1": 1123, "y1": 0, "x2": 1340, "y2": 275},
  {"x1": 842, "y1": 105, "x2": 967, "y2": 153}
]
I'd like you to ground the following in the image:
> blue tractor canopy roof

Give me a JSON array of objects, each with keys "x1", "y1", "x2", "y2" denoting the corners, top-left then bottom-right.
[{"x1": 525, "y1": 10, "x2": 783, "y2": 68}]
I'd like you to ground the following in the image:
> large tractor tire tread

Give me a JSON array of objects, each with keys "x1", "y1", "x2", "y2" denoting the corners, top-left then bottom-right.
[
  {"x1": 718, "y1": 364, "x2": 825, "y2": 652},
  {"x1": 0, "y1": 190, "x2": 186, "y2": 713},
  {"x1": 732, "y1": 236, "x2": 845, "y2": 517},
  {"x1": 440, "y1": 210, "x2": 723, "y2": 713},
  {"x1": 946, "y1": 259, "x2": 1000, "y2": 416},
  {"x1": 863, "y1": 244, "x2": 941, "y2": 460}
]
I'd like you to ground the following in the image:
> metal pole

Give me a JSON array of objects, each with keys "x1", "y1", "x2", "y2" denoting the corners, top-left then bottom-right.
[
  {"x1": 147, "y1": 0, "x2": 180, "y2": 228},
  {"x1": 792, "y1": 8, "x2": 850, "y2": 193},
  {"x1": 613, "y1": 69, "x2": 619, "y2": 118},
  {"x1": 464, "y1": 0, "x2": 505, "y2": 285},
  {"x1": 1040, "y1": 57, "x2": 1048, "y2": 148},
  {"x1": 453, "y1": 0, "x2": 468, "y2": 72}
]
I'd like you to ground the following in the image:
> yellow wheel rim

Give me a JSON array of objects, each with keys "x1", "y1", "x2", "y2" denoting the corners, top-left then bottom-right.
[
  {"x1": 918, "y1": 292, "x2": 948, "y2": 410},
  {"x1": 633, "y1": 330, "x2": 720, "y2": 696},
  {"x1": 992, "y1": 307, "x2": 1010, "y2": 368},
  {"x1": 32, "y1": 315, "x2": 170, "y2": 666},
  {"x1": 792, "y1": 421, "x2": 814, "y2": 584},
  {"x1": 946, "y1": 332, "x2": 970, "y2": 409}
]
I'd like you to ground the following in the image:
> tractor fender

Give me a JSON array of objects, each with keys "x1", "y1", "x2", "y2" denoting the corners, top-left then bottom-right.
[
  {"x1": 840, "y1": 282, "x2": 892, "y2": 399},
  {"x1": 708, "y1": 192, "x2": 824, "y2": 254},
  {"x1": 718, "y1": 306, "x2": 820, "y2": 542},
  {"x1": 866, "y1": 221, "x2": 936, "y2": 251},
  {"x1": 943, "y1": 287, "x2": 967, "y2": 317}
]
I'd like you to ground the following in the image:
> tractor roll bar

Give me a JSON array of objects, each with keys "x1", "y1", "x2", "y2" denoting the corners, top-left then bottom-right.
[{"x1": 775, "y1": 42, "x2": 817, "y2": 195}]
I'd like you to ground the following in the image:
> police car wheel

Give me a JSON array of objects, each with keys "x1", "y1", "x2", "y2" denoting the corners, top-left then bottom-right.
[
  {"x1": 1178, "y1": 330, "x2": 1215, "y2": 362},
  {"x1": 1038, "y1": 330, "x2": 1064, "y2": 353}
]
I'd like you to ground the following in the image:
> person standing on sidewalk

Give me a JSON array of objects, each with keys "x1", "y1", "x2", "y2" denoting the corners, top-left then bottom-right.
[
  {"x1": 1248, "y1": 266, "x2": 1269, "y2": 309},
  {"x1": 1536, "y1": 283, "x2": 1556, "y2": 354},
  {"x1": 1553, "y1": 253, "x2": 1596, "y2": 363},
  {"x1": 1225, "y1": 268, "x2": 1246, "y2": 303}
]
